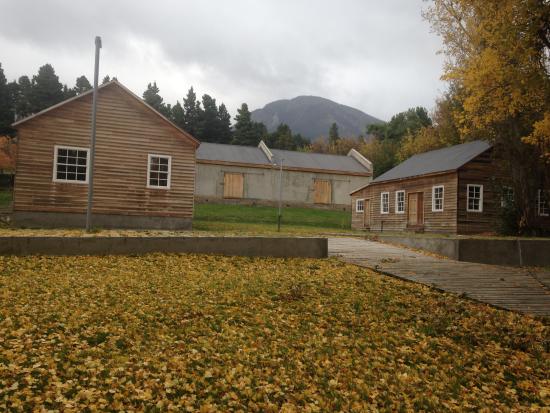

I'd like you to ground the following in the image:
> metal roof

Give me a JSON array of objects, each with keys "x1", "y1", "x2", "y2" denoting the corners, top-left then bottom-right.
[
  {"x1": 372, "y1": 140, "x2": 492, "y2": 183},
  {"x1": 196, "y1": 143, "x2": 269, "y2": 165},
  {"x1": 196, "y1": 142, "x2": 370, "y2": 174},
  {"x1": 270, "y1": 149, "x2": 368, "y2": 173}
]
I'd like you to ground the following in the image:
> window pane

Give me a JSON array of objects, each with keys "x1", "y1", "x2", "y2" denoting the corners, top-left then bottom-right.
[
  {"x1": 68, "y1": 150, "x2": 77, "y2": 157},
  {"x1": 76, "y1": 174, "x2": 86, "y2": 181}
]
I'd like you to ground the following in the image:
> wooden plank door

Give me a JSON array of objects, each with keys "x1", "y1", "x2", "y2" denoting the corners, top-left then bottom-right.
[
  {"x1": 408, "y1": 193, "x2": 418, "y2": 225},
  {"x1": 363, "y1": 199, "x2": 371, "y2": 227},
  {"x1": 223, "y1": 173, "x2": 244, "y2": 198},
  {"x1": 417, "y1": 193, "x2": 424, "y2": 224},
  {"x1": 313, "y1": 179, "x2": 331, "y2": 204}
]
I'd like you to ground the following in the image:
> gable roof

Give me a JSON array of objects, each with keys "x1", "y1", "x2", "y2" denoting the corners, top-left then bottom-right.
[
  {"x1": 196, "y1": 142, "x2": 371, "y2": 175},
  {"x1": 12, "y1": 80, "x2": 200, "y2": 147},
  {"x1": 350, "y1": 140, "x2": 492, "y2": 194}
]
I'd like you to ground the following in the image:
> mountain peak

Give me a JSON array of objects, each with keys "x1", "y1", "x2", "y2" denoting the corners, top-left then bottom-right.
[{"x1": 251, "y1": 96, "x2": 383, "y2": 140}]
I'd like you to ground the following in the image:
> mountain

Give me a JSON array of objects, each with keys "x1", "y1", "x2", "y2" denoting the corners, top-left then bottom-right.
[{"x1": 251, "y1": 96, "x2": 384, "y2": 140}]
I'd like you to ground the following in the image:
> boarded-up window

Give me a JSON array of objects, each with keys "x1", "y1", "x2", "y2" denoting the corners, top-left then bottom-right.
[
  {"x1": 223, "y1": 173, "x2": 244, "y2": 198},
  {"x1": 313, "y1": 179, "x2": 331, "y2": 204}
]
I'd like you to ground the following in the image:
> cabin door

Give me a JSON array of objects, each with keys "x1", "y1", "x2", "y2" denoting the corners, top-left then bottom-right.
[
  {"x1": 408, "y1": 192, "x2": 423, "y2": 225},
  {"x1": 363, "y1": 199, "x2": 371, "y2": 228}
]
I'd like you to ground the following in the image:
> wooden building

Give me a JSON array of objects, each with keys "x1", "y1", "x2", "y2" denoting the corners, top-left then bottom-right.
[
  {"x1": 351, "y1": 140, "x2": 550, "y2": 234},
  {"x1": 11, "y1": 81, "x2": 199, "y2": 229},
  {"x1": 196, "y1": 141, "x2": 372, "y2": 210}
]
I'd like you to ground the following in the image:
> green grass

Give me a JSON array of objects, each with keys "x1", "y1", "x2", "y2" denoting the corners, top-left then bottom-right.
[
  {"x1": 193, "y1": 203, "x2": 354, "y2": 234},
  {"x1": 0, "y1": 190, "x2": 12, "y2": 208}
]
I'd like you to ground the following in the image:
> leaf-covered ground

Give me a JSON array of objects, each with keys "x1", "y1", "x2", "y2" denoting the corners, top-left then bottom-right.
[{"x1": 0, "y1": 255, "x2": 548, "y2": 412}]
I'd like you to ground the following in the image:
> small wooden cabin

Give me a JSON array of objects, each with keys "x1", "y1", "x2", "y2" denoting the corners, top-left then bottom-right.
[
  {"x1": 350, "y1": 140, "x2": 550, "y2": 234},
  {"x1": 11, "y1": 81, "x2": 199, "y2": 229}
]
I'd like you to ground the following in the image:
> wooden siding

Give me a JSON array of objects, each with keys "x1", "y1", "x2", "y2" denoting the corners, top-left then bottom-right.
[
  {"x1": 351, "y1": 172, "x2": 458, "y2": 233},
  {"x1": 313, "y1": 179, "x2": 332, "y2": 204},
  {"x1": 14, "y1": 84, "x2": 196, "y2": 218},
  {"x1": 456, "y1": 150, "x2": 497, "y2": 234},
  {"x1": 223, "y1": 172, "x2": 244, "y2": 198}
]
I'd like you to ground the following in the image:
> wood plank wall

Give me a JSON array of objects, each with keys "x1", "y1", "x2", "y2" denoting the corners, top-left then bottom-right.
[
  {"x1": 14, "y1": 84, "x2": 196, "y2": 218},
  {"x1": 351, "y1": 172, "x2": 458, "y2": 233},
  {"x1": 456, "y1": 150, "x2": 497, "y2": 234}
]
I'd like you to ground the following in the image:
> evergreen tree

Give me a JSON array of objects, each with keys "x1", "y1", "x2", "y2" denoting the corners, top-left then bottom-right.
[
  {"x1": 30, "y1": 64, "x2": 64, "y2": 113},
  {"x1": 0, "y1": 63, "x2": 15, "y2": 134},
  {"x1": 14, "y1": 76, "x2": 32, "y2": 119},
  {"x1": 74, "y1": 75, "x2": 92, "y2": 94},
  {"x1": 171, "y1": 101, "x2": 185, "y2": 129},
  {"x1": 232, "y1": 103, "x2": 264, "y2": 146},
  {"x1": 196, "y1": 94, "x2": 220, "y2": 142},
  {"x1": 63, "y1": 84, "x2": 76, "y2": 99},
  {"x1": 142, "y1": 82, "x2": 171, "y2": 118},
  {"x1": 182, "y1": 87, "x2": 200, "y2": 136},
  {"x1": 329, "y1": 122, "x2": 339, "y2": 145},
  {"x1": 102, "y1": 75, "x2": 111, "y2": 84},
  {"x1": 217, "y1": 103, "x2": 232, "y2": 144}
]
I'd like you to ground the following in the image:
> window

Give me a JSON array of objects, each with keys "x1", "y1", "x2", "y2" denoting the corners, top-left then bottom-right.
[
  {"x1": 432, "y1": 186, "x2": 444, "y2": 212},
  {"x1": 147, "y1": 154, "x2": 171, "y2": 189},
  {"x1": 501, "y1": 186, "x2": 514, "y2": 208},
  {"x1": 395, "y1": 190, "x2": 405, "y2": 214},
  {"x1": 356, "y1": 199, "x2": 365, "y2": 212},
  {"x1": 381, "y1": 192, "x2": 389, "y2": 214},
  {"x1": 467, "y1": 184, "x2": 483, "y2": 212},
  {"x1": 53, "y1": 145, "x2": 89, "y2": 183},
  {"x1": 538, "y1": 189, "x2": 549, "y2": 216}
]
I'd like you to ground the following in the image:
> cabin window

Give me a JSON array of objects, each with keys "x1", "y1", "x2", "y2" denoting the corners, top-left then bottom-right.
[
  {"x1": 538, "y1": 189, "x2": 549, "y2": 216},
  {"x1": 356, "y1": 199, "x2": 364, "y2": 212},
  {"x1": 147, "y1": 154, "x2": 171, "y2": 189},
  {"x1": 501, "y1": 186, "x2": 514, "y2": 208},
  {"x1": 432, "y1": 186, "x2": 444, "y2": 212},
  {"x1": 53, "y1": 145, "x2": 89, "y2": 183},
  {"x1": 395, "y1": 191, "x2": 405, "y2": 213},
  {"x1": 467, "y1": 184, "x2": 483, "y2": 212},
  {"x1": 381, "y1": 192, "x2": 389, "y2": 214}
]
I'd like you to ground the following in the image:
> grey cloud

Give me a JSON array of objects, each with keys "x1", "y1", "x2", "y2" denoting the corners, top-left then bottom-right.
[{"x1": 0, "y1": 0, "x2": 445, "y2": 120}]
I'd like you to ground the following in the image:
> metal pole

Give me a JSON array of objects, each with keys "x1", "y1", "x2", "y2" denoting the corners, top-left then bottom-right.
[
  {"x1": 277, "y1": 158, "x2": 283, "y2": 232},
  {"x1": 86, "y1": 36, "x2": 102, "y2": 232}
]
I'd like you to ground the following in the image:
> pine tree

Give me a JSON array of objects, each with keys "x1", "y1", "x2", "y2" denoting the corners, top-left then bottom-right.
[
  {"x1": 102, "y1": 75, "x2": 111, "y2": 84},
  {"x1": 142, "y1": 82, "x2": 171, "y2": 118},
  {"x1": 171, "y1": 101, "x2": 185, "y2": 129},
  {"x1": 74, "y1": 75, "x2": 92, "y2": 94},
  {"x1": 196, "y1": 95, "x2": 220, "y2": 142},
  {"x1": 329, "y1": 122, "x2": 339, "y2": 145},
  {"x1": 30, "y1": 64, "x2": 64, "y2": 113},
  {"x1": 182, "y1": 87, "x2": 200, "y2": 136},
  {"x1": 217, "y1": 103, "x2": 232, "y2": 144},
  {"x1": 0, "y1": 63, "x2": 15, "y2": 134},
  {"x1": 232, "y1": 103, "x2": 263, "y2": 146},
  {"x1": 14, "y1": 76, "x2": 32, "y2": 119}
]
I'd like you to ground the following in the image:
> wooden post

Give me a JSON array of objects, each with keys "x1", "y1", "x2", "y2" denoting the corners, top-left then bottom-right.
[
  {"x1": 86, "y1": 36, "x2": 102, "y2": 232},
  {"x1": 277, "y1": 157, "x2": 283, "y2": 232}
]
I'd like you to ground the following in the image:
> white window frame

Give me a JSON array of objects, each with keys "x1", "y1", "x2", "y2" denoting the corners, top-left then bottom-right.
[
  {"x1": 538, "y1": 189, "x2": 549, "y2": 217},
  {"x1": 467, "y1": 184, "x2": 483, "y2": 212},
  {"x1": 432, "y1": 185, "x2": 444, "y2": 212},
  {"x1": 380, "y1": 192, "x2": 389, "y2": 214},
  {"x1": 395, "y1": 190, "x2": 405, "y2": 214},
  {"x1": 147, "y1": 154, "x2": 172, "y2": 190},
  {"x1": 356, "y1": 198, "x2": 365, "y2": 213},
  {"x1": 52, "y1": 145, "x2": 90, "y2": 184}
]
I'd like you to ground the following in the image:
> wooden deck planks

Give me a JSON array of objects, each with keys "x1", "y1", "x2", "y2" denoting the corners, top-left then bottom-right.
[{"x1": 329, "y1": 237, "x2": 550, "y2": 316}]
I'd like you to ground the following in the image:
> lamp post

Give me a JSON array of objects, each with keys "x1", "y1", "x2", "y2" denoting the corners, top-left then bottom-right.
[
  {"x1": 86, "y1": 36, "x2": 102, "y2": 232},
  {"x1": 277, "y1": 157, "x2": 283, "y2": 232}
]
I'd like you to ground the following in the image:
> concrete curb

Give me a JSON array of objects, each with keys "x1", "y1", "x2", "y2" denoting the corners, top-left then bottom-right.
[
  {"x1": 0, "y1": 236, "x2": 328, "y2": 258},
  {"x1": 370, "y1": 235, "x2": 550, "y2": 267}
]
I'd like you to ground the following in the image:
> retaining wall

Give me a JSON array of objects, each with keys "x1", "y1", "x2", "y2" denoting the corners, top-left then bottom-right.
[
  {"x1": 373, "y1": 236, "x2": 550, "y2": 267},
  {"x1": 0, "y1": 236, "x2": 328, "y2": 258}
]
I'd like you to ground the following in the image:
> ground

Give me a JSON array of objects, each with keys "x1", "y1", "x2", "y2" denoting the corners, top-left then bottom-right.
[{"x1": 1, "y1": 254, "x2": 548, "y2": 411}]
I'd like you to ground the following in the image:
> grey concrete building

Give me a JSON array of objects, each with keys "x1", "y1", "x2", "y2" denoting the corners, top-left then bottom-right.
[{"x1": 196, "y1": 141, "x2": 372, "y2": 210}]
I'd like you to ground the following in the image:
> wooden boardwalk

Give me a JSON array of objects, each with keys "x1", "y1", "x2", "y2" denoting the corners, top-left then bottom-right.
[{"x1": 329, "y1": 237, "x2": 550, "y2": 317}]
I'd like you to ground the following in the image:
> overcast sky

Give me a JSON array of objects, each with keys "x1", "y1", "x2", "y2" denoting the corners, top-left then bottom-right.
[{"x1": 0, "y1": 0, "x2": 445, "y2": 121}]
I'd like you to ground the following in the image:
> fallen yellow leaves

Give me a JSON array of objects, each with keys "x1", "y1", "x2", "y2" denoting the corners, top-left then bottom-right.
[{"x1": 0, "y1": 254, "x2": 548, "y2": 411}]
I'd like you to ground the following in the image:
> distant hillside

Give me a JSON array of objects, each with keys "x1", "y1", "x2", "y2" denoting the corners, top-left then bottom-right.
[{"x1": 251, "y1": 96, "x2": 384, "y2": 140}]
